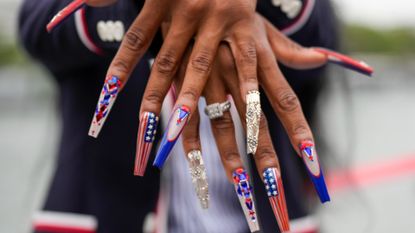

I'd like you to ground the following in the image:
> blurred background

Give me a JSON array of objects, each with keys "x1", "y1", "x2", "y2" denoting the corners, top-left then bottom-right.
[{"x1": 0, "y1": 0, "x2": 414, "y2": 232}]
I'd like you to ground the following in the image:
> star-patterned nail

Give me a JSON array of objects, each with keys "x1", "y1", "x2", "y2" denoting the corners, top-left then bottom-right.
[
  {"x1": 47, "y1": 0, "x2": 85, "y2": 32},
  {"x1": 246, "y1": 90, "x2": 261, "y2": 155},
  {"x1": 187, "y1": 150, "x2": 209, "y2": 209},
  {"x1": 313, "y1": 47, "x2": 373, "y2": 76},
  {"x1": 134, "y1": 112, "x2": 159, "y2": 176},
  {"x1": 299, "y1": 141, "x2": 330, "y2": 203},
  {"x1": 153, "y1": 105, "x2": 190, "y2": 168},
  {"x1": 233, "y1": 168, "x2": 259, "y2": 232},
  {"x1": 263, "y1": 168, "x2": 290, "y2": 232},
  {"x1": 88, "y1": 75, "x2": 122, "y2": 138}
]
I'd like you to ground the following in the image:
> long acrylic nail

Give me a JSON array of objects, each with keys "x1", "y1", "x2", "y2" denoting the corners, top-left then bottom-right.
[
  {"x1": 134, "y1": 112, "x2": 159, "y2": 176},
  {"x1": 233, "y1": 168, "x2": 260, "y2": 232},
  {"x1": 299, "y1": 141, "x2": 330, "y2": 203},
  {"x1": 153, "y1": 105, "x2": 190, "y2": 168},
  {"x1": 47, "y1": 0, "x2": 85, "y2": 32},
  {"x1": 263, "y1": 168, "x2": 290, "y2": 232},
  {"x1": 246, "y1": 90, "x2": 261, "y2": 155},
  {"x1": 88, "y1": 75, "x2": 122, "y2": 138},
  {"x1": 313, "y1": 47, "x2": 373, "y2": 76},
  {"x1": 187, "y1": 150, "x2": 209, "y2": 209}
]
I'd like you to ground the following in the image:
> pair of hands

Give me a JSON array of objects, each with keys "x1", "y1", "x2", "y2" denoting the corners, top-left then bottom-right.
[{"x1": 86, "y1": 0, "x2": 326, "y2": 174}]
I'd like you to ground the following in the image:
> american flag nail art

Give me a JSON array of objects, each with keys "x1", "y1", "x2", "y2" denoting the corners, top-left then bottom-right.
[
  {"x1": 134, "y1": 112, "x2": 159, "y2": 176},
  {"x1": 263, "y1": 168, "x2": 290, "y2": 232}
]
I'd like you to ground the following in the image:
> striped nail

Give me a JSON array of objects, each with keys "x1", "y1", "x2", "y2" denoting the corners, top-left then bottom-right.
[
  {"x1": 134, "y1": 112, "x2": 159, "y2": 176},
  {"x1": 46, "y1": 0, "x2": 85, "y2": 32},
  {"x1": 153, "y1": 105, "x2": 190, "y2": 168},
  {"x1": 299, "y1": 141, "x2": 330, "y2": 203},
  {"x1": 187, "y1": 150, "x2": 209, "y2": 209},
  {"x1": 246, "y1": 90, "x2": 261, "y2": 155},
  {"x1": 233, "y1": 168, "x2": 260, "y2": 232},
  {"x1": 313, "y1": 47, "x2": 373, "y2": 76},
  {"x1": 263, "y1": 168, "x2": 290, "y2": 232},
  {"x1": 88, "y1": 75, "x2": 121, "y2": 138}
]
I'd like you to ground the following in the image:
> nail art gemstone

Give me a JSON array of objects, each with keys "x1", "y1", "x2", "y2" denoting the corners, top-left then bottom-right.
[
  {"x1": 313, "y1": 47, "x2": 373, "y2": 76},
  {"x1": 88, "y1": 75, "x2": 122, "y2": 138},
  {"x1": 187, "y1": 150, "x2": 209, "y2": 209},
  {"x1": 134, "y1": 112, "x2": 159, "y2": 176},
  {"x1": 263, "y1": 168, "x2": 290, "y2": 232},
  {"x1": 246, "y1": 90, "x2": 261, "y2": 155},
  {"x1": 233, "y1": 168, "x2": 259, "y2": 232},
  {"x1": 300, "y1": 141, "x2": 330, "y2": 203},
  {"x1": 46, "y1": 0, "x2": 85, "y2": 32},
  {"x1": 153, "y1": 105, "x2": 190, "y2": 168}
]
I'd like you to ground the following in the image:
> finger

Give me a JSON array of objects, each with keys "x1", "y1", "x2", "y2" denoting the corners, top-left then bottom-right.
[
  {"x1": 88, "y1": 1, "x2": 164, "y2": 138},
  {"x1": 257, "y1": 40, "x2": 330, "y2": 203},
  {"x1": 218, "y1": 45, "x2": 290, "y2": 232},
  {"x1": 262, "y1": 16, "x2": 373, "y2": 75},
  {"x1": 134, "y1": 19, "x2": 196, "y2": 176},
  {"x1": 181, "y1": 106, "x2": 209, "y2": 209},
  {"x1": 261, "y1": 15, "x2": 326, "y2": 69},
  {"x1": 153, "y1": 30, "x2": 222, "y2": 168},
  {"x1": 228, "y1": 28, "x2": 261, "y2": 155},
  {"x1": 203, "y1": 65, "x2": 259, "y2": 232}
]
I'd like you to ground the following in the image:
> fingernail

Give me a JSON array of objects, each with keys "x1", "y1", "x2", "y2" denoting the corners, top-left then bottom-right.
[
  {"x1": 46, "y1": 0, "x2": 85, "y2": 32},
  {"x1": 134, "y1": 112, "x2": 159, "y2": 176},
  {"x1": 263, "y1": 168, "x2": 290, "y2": 232},
  {"x1": 88, "y1": 75, "x2": 122, "y2": 138},
  {"x1": 312, "y1": 47, "x2": 374, "y2": 76},
  {"x1": 153, "y1": 105, "x2": 191, "y2": 168},
  {"x1": 187, "y1": 150, "x2": 209, "y2": 209},
  {"x1": 246, "y1": 90, "x2": 261, "y2": 155},
  {"x1": 299, "y1": 141, "x2": 330, "y2": 203},
  {"x1": 233, "y1": 168, "x2": 260, "y2": 232}
]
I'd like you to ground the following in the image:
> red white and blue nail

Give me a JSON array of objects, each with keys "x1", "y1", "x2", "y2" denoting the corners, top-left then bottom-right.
[
  {"x1": 46, "y1": 0, "x2": 85, "y2": 33},
  {"x1": 299, "y1": 141, "x2": 330, "y2": 203},
  {"x1": 263, "y1": 168, "x2": 290, "y2": 232},
  {"x1": 153, "y1": 105, "x2": 190, "y2": 168},
  {"x1": 88, "y1": 75, "x2": 122, "y2": 138},
  {"x1": 134, "y1": 112, "x2": 159, "y2": 176},
  {"x1": 233, "y1": 168, "x2": 259, "y2": 232},
  {"x1": 313, "y1": 47, "x2": 373, "y2": 76}
]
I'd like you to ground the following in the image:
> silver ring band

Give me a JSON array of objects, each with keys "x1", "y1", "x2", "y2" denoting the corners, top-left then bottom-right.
[{"x1": 204, "y1": 100, "x2": 231, "y2": 119}]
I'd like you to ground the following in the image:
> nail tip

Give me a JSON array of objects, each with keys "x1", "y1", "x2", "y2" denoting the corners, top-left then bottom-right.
[{"x1": 309, "y1": 171, "x2": 331, "y2": 203}]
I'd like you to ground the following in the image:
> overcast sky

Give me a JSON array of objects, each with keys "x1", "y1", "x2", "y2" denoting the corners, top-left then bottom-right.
[{"x1": 333, "y1": 0, "x2": 415, "y2": 28}]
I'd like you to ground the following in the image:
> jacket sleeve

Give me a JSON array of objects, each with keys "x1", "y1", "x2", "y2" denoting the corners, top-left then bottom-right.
[{"x1": 18, "y1": 0, "x2": 145, "y2": 72}]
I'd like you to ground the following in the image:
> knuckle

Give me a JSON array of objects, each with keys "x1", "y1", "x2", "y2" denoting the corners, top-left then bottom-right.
[
  {"x1": 144, "y1": 89, "x2": 164, "y2": 106},
  {"x1": 191, "y1": 51, "x2": 213, "y2": 74},
  {"x1": 254, "y1": 146, "x2": 275, "y2": 162},
  {"x1": 124, "y1": 27, "x2": 147, "y2": 52},
  {"x1": 238, "y1": 42, "x2": 257, "y2": 65},
  {"x1": 181, "y1": 87, "x2": 199, "y2": 102},
  {"x1": 184, "y1": 0, "x2": 206, "y2": 15},
  {"x1": 184, "y1": 136, "x2": 200, "y2": 147},
  {"x1": 277, "y1": 90, "x2": 300, "y2": 112},
  {"x1": 156, "y1": 52, "x2": 177, "y2": 75},
  {"x1": 211, "y1": 114, "x2": 234, "y2": 134},
  {"x1": 222, "y1": 150, "x2": 240, "y2": 162},
  {"x1": 293, "y1": 123, "x2": 309, "y2": 135},
  {"x1": 112, "y1": 58, "x2": 130, "y2": 74}
]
